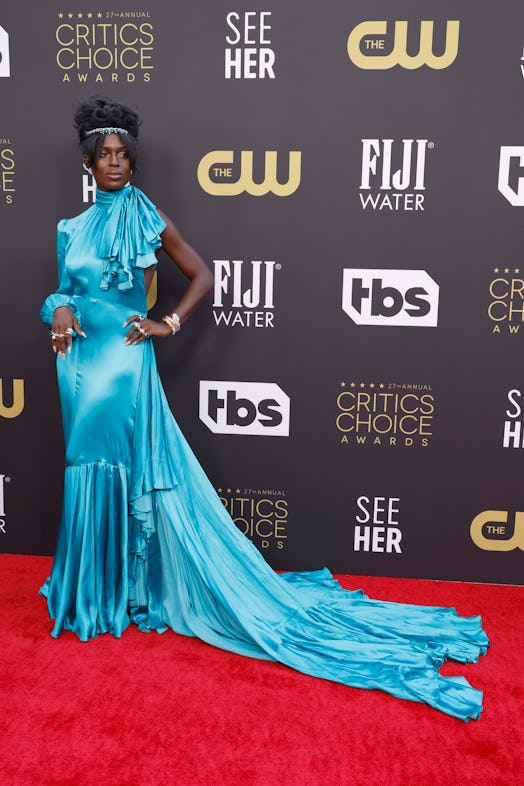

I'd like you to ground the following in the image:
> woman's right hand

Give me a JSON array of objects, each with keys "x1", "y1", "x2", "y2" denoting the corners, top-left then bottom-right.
[{"x1": 51, "y1": 306, "x2": 86, "y2": 358}]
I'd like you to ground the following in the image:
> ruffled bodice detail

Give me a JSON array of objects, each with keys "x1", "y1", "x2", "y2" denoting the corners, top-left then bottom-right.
[{"x1": 94, "y1": 185, "x2": 166, "y2": 291}]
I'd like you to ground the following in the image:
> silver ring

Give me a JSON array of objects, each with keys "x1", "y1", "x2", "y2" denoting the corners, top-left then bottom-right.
[
  {"x1": 65, "y1": 327, "x2": 74, "y2": 335},
  {"x1": 133, "y1": 321, "x2": 141, "y2": 328},
  {"x1": 138, "y1": 326, "x2": 147, "y2": 336}
]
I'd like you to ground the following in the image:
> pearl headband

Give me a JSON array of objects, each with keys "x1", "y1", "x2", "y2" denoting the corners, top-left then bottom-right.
[{"x1": 85, "y1": 127, "x2": 129, "y2": 136}]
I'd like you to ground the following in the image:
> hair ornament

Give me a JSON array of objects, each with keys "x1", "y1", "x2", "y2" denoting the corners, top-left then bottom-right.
[{"x1": 85, "y1": 127, "x2": 129, "y2": 136}]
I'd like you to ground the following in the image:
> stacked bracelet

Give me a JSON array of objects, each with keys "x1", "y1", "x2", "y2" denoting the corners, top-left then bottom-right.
[{"x1": 162, "y1": 312, "x2": 181, "y2": 335}]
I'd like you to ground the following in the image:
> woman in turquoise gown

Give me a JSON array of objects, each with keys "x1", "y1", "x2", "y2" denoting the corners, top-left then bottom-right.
[{"x1": 40, "y1": 97, "x2": 489, "y2": 722}]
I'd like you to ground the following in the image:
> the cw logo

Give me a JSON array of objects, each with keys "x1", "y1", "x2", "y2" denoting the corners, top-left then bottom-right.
[
  {"x1": 197, "y1": 150, "x2": 301, "y2": 196},
  {"x1": 347, "y1": 20, "x2": 460, "y2": 70},
  {"x1": 470, "y1": 510, "x2": 524, "y2": 551},
  {"x1": 0, "y1": 379, "x2": 24, "y2": 418}
]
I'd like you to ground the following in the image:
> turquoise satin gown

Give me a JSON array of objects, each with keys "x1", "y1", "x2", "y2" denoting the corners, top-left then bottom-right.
[{"x1": 40, "y1": 185, "x2": 489, "y2": 721}]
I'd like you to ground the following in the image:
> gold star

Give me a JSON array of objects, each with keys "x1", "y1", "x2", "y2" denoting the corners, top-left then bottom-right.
[
  {"x1": 515, "y1": 268, "x2": 520, "y2": 274},
  {"x1": 78, "y1": 12, "x2": 83, "y2": 18},
  {"x1": 370, "y1": 383, "x2": 375, "y2": 388},
  {"x1": 58, "y1": 12, "x2": 63, "y2": 18},
  {"x1": 227, "y1": 487, "x2": 232, "y2": 493},
  {"x1": 67, "y1": 12, "x2": 73, "y2": 18},
  {"x1": 217, "y1": 488, "x2": 222, "y2": 493},
  {"x1": 359, "y1": 382, "x2": 365, "y2": 388},
  {"x1": 236, "y1": 488, "x2": 241, "y2": 494},
  {"x1": 504, "y1": 268, "x2": 510, "y2": 274},
  {"x1": 340, "y1": 381, "x2": 346, "y2": 387},
  {"x1": 350, "y1": 382, "x2": 356, "y2": 388},
  {"x1": 97, "y1": 11, "x2": 103, "y2": 18},
  {"x1": 379, "y1": 383, "x2": 385, "y2": 389},
  {"x1": 493, "y1": 267, "x2": 499, "y2": 273},
  {"x1": 87, "y1": 12, "x2": 93, "y2": 18}
]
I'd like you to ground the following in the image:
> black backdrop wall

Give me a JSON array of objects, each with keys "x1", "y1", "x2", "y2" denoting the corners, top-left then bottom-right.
[{"x1": 1, "y1": 1, "x2": 523, "y2": 584}]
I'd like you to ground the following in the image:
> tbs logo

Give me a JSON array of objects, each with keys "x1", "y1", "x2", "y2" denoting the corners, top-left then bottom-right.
[
  {"x1": 342, "y1": 269, "x2": 439, "y2": 327},
  {"x1": 199, "y1": 381, "x2": 290, "y2": 436}
]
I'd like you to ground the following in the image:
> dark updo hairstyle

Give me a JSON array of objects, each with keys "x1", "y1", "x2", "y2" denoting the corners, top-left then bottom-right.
[{"x1": 73, "y1": 95, "x2": 140, "y2": 169}]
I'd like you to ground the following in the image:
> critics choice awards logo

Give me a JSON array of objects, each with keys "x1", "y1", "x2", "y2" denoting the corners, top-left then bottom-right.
[
  {"x1": 55, "y1": 10, "x2": 154, "y2": 84},
  {"x1": 216, "y1": 486, "x2": 287, "y2": 550},
  {"x1": 199, "y1": 381, "x2": 290, "y2": 437},
  {"x1": 0, "y1": 473, "x2": 10, "y2": 535},
  {"x1": 470, "y1": 510, "x2": 524, "y2": 552},
  {"x1": 0, "y1": 138, "x2": 14, "y2": 205},
  {"x1": 342, "y1": 270, "x2": 439, "y2": 327},
  {"x1": 347, "y1": 20, "x2": 460, "y2": 70},
  {"x1": 487, "y1": 267, "x2": 524, "y2": 334},
  {"x1": 197, "y1": 150, "x2": 301, "y2": 197},
  {"x1": 336, "y1": 381, "x2": 434, "y2": 447},
  {"x1": 359, "y1": 139, "x2": 434, "y2": 211},
  {"x1": 0, "y1": 379, "x2": 24, "y2": 419},
  {"x1": 0, "y1": 25, "x2": 10, "y2": 77},
  {"x1": 353, "y1": 496, "x2": 402, "y2": 554},
  {"x1": 212, "y1": 259, "x2": 279, "y2": 328},
  {"x1": 225, "y1": 11, "x2": 275, "y2": 78}
]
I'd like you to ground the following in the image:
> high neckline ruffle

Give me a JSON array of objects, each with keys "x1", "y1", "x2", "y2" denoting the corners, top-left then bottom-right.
[{"x1": 93, "y1": 185, "x2": 166, "y2": 291}]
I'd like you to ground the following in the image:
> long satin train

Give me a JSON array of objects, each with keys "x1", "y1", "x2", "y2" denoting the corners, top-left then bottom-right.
[{"x1": 41, "y1": 343, "x2": 489, "y2": 721}]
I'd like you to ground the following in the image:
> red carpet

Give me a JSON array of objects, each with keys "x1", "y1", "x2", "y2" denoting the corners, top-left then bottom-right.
[{"x1": 0, "y1": 555, "x2": 522, "y2": 786}]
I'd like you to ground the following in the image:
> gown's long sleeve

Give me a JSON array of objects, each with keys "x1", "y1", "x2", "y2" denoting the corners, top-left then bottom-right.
[{"x1": 40, "y1": 221, "x2": 82, "y2": 327}]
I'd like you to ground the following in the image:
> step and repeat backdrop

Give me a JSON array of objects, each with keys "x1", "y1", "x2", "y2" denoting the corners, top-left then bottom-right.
[{"x1": 1, "y1": 1, "x2": 523, "y2": 584}]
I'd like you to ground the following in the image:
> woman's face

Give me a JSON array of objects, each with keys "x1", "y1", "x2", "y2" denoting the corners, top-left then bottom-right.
[{"x1": 87, "y1": 134, "x2": 131, "y2": 191}]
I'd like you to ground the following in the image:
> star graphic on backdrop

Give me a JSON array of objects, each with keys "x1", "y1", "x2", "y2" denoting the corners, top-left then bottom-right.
[
  {"x1": 359, "y1": 382, "x2": 365, "y2": 388},
  {"x1": 493, "y1": 267, "x2": 499, "y2": 273},
  {"x1": 78, "y1": 12, "x2": 83, "y2": 18},
  {"x1": 97, "y1": 11, "x2": 103, "y2": 18},
  {"x1": 370, "y1": 383, "x2": 375, "y2": 389},
  {"x1": 515, "y1": 268, "x2": 521, "y2": 274},
  {"x1": 87, "y1": 12, "x2": 93, "y2": 18},
  {"x1": 340, "y1": 381, "x2": 346, "y2": 387},
  {"x1": 379, "y1": 383, "x2": 385, "y2": 389},
  {"x1": 227, "y1": 487, "x2": 232, "y2": 493},
  {"x1": 350, "y1": 382, "x2": 356, "y2": 388},
  {"x1": 67, "y1": 12, "x2": 73, "y2": 18},
  {"x1": 58, "y1": 12, "x2": 63, "y2": 18},
  {"x1": 504, "y1": 268, "x2": 510, "y2": 274},
  {"x1": 236, "y1": 488, "x2": 241, "y2": 494}
]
